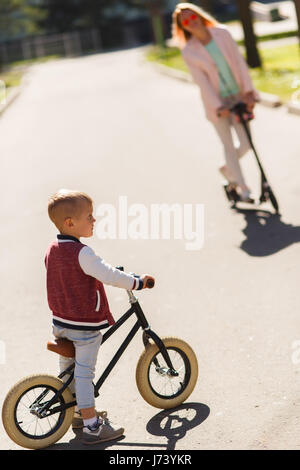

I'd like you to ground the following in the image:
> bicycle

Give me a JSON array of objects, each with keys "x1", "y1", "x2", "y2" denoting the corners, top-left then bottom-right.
[{"x1": 2, "y1": 269, "x2": 198, "y2": 449}]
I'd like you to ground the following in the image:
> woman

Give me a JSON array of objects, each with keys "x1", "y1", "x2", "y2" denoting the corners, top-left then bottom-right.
[{"x1": 172, "y1": 3, "x2": 259, "y2": 202}]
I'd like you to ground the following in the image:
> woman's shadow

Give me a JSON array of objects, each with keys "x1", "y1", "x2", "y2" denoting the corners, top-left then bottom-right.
[{"x1": 235, "y1": 208, "x2": 300, "y2": 256}]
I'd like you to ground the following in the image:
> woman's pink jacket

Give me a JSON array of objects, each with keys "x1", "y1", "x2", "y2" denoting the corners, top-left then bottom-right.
[{"x1": 181, "y1": 26, "x2": 260, "y2": 123}]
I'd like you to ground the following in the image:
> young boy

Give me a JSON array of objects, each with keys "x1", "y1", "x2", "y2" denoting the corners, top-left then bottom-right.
[{"x1": 45, "y1": 189, "x2": 155, "y2": 445}]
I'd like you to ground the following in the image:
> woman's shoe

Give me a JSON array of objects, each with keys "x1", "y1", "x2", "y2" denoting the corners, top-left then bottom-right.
[
  {"x1": 224, "y1": 182, "x2": 240, "y2": 202},
  {"x1": 237, "y1": 187, "x2": 255, "y2": 203}
]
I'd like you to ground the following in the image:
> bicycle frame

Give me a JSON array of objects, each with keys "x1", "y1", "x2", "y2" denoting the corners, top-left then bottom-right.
[{"x1": 35, "y1": 290, "x2": 177, "y2": 418}]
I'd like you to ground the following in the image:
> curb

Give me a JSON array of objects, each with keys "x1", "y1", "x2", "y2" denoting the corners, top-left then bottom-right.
[
  {"x1": 287, "y1": 101, "x2": 300, "y2": 115},
  {"x1": 149, "y1": 61, "x2": 300, "y2": 113},
  {"x1": 0, "y1": 86, "x2": 21, "y2": 116}
]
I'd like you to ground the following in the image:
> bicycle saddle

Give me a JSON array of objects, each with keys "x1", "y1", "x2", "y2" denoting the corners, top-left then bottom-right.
[{"x1": 47, "y1": 338, "x2": 75, "y2": 358}]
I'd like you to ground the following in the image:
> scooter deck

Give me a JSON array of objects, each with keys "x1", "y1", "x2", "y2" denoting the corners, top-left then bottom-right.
[{"x1": 223, "y1": 184, "x2": 280, "y2": 214}]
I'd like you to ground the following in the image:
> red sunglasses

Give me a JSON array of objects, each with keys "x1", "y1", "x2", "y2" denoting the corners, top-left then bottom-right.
[{"x1": 181, "y1": 14, "x2": 198, "y2": 26}]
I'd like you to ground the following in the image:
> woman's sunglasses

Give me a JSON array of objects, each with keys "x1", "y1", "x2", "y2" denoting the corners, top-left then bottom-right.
[{"x1": 181, "y1": 14, "x2": 198, "y2": 27}]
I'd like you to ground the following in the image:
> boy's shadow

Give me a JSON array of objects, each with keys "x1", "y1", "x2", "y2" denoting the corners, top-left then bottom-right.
[
  {"x1": 43, "y1": 402, "x2": 209, "y2": 450},
  {"x1": 235, "y1": 208, "x2": 300, "y2": 256}
]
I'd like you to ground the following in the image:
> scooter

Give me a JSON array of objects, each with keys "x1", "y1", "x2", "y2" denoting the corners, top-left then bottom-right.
[{"x1": 223, "y1": 102, "x2": 280, "y2": 214}]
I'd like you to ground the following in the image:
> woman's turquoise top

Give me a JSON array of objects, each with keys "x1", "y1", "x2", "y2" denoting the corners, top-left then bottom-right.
[{"x1": 205, "y1": 39, "x2": 240, "y2": 98}]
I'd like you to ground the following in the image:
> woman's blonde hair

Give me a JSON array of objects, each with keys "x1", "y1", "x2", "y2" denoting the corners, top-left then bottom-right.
[{"x1": 172, "y1": 2, "x2": 219, "y2": 48}]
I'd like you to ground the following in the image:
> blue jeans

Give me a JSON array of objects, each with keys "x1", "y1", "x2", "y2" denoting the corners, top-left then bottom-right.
[{"x1": 52, "y1": 325, "x2": 102, "y2": 410}]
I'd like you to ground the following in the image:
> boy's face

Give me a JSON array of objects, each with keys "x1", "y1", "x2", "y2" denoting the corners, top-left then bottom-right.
[{"x1": 63, "y1": 202, "x2": 96, "y2": 239}]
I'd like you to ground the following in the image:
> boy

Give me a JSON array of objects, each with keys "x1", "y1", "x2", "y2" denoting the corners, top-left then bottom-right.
[{"x1": 45, "y1": 189, "x2": 155, "y2": 445}]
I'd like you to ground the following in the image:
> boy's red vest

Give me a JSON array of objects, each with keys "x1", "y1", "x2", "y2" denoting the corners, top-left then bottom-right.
[{"x1": 45, "y1": 238, "x2": 115, "y2": 330}]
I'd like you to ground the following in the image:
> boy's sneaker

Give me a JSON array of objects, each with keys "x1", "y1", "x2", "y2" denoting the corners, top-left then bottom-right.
[
  {"x1": 82, "y1": 417, "x2": 124, "y2": 445},
  {"x1": 72, "y1": 410, "x2": 108, "y2": 429}
]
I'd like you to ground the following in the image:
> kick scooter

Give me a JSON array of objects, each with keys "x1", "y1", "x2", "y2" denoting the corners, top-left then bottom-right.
[
  {"x1": 2, "y1": 271, "x2": 198, "y2": 449},
  {"x1": 223, "y1": 102, "x2": 280, "y2": 214}
]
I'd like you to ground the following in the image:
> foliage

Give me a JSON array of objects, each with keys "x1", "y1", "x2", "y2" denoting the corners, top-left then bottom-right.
[
  {"x1": 30, "y1": 0, "x2": 120, "y2": 33},
  {"x1": 0, "y1": 0, "x2": 45, "y2": 40},
  {"x1": 146, "y1": 43, "x2": 300, "y2": 102}
]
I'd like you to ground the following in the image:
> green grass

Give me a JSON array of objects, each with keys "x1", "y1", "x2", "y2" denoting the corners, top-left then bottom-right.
[
  {"x1": 0, "y1": 55, "x2": 61, "y2": 89},
  {"x1": 146, "y1": 43, "x2": 300, "y2": 102},
  {"x1": 251, "y1": 44, "x2": 300, "y2": 101}
]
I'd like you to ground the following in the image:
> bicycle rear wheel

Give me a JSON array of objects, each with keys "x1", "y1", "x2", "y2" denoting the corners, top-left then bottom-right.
[
  {"x1": 136, "y1": 337, "x2": 198, "y2": 409},
  {"x1": 2, "y1": 374, "x2": 74, "y2": 449}
]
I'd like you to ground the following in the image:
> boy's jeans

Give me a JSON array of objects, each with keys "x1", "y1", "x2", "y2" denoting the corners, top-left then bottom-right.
[{"x1": 52, "y1": 325, "x2": 102, "y2": 410}]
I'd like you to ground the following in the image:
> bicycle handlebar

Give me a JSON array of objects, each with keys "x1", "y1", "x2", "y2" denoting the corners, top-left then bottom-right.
[
  {"x1": 146, "y1": 279, "x2": 155, "y2": 289},
  {"x1": 116, "y1": 266, "x2": 155, "y2": 289}
]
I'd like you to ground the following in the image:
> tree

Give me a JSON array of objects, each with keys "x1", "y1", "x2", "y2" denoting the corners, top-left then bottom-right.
[
  {"x1": 32, "y1": 0, "x2": 119, "y2": 33},
  {"x1": 294, "y1": 0, "x2": 300, "y2": 47},
  {"x1": 125, "y1": 0, "x2": 168, "y2": 47},
  {"x1": 235, "y1": 0, "x2": 261, "y2": 68},
  {"x1": 0, "y1": 0, "x2": 44, "y2": 41}
]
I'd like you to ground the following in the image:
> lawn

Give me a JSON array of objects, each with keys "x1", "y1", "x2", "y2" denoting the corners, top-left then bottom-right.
[
  {"x1": 0, "y1": 55, "x2": 60, "y2": 94},
  {"x1": 146, "y1": 43, "x2": 300, "y2": 103}
]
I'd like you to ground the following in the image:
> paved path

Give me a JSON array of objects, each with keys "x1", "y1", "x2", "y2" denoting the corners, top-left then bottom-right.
[{"x1": 1, "y1": 47, "x2": 300, "y2": 450}]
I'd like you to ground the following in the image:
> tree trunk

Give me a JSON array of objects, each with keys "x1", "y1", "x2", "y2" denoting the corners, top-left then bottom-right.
[
  {"x1": 235, "y1": 0, "x2": 261, "y2": 68},
  {"x1": 147, "y1": 6, "x2": 165, "y2": 47},
  {"x1": 294, "y1": 0, "x2": 300, "y2": 46}
]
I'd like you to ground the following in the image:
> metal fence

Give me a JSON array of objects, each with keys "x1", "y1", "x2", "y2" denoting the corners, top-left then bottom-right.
[
  {"x1": 0, "y1": 29, "x2": 102, "y2": 65},
  {"x1": 0, "y1": 13, "x2": 173, "y2": 67}
]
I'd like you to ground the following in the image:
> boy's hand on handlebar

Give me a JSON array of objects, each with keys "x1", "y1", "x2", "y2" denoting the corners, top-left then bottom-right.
[{"x1": 140, "y1": 274, "x2": 155, "y2": 289}]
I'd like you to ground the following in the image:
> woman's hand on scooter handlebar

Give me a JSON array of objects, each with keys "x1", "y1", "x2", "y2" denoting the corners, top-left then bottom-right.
[
  {"x1": 217, "y1": 106, "x2": 230, "y2": 118},
  {"x1": 140, "y1": 274, "x2": 155, "y2": 289},
  {"x1": 243, "y1": 91, "x2": 256, "y2": 112}
]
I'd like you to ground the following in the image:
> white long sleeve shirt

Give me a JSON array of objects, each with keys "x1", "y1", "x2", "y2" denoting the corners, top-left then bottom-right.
[{"x1": 78, "y1": 245, "x2": 143, "y2": 290}]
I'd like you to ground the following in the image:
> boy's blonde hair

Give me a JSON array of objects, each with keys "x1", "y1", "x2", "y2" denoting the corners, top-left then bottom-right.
[
  {"x1": 48, "y1": 189, "x2": 93, "y2": 231},
  {"x1": 172, "y1": 2, "x2": 219, "y2": 48}
]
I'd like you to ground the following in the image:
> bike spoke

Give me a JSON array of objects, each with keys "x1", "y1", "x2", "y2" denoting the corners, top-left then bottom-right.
[
  {"x1": 148, "y1": 348, "x2": 188, "y2": 399},
  {"x1": 15, "y1": 386, "x2": 63, "y2": 438}
]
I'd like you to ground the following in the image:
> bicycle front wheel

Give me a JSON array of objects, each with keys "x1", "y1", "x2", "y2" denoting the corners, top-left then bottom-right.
[
  {"x1": 136, "y1": 337, "x2": 198, "y2": 409},
  {"x1": 2, "y1": 374, "x2": 74, "y2": 449}
]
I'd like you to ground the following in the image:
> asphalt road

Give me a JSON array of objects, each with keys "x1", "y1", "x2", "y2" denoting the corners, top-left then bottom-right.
[{"x1": 1, "y1": 47, "x2": 300, "y2": 450}]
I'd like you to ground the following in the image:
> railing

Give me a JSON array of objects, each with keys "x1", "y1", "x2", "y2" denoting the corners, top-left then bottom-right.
[{"x1": 0, "y1": 29, "x2": 102, "y2": 65}]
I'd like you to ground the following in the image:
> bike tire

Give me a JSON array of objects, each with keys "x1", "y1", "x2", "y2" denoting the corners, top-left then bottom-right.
[
  {"x1": 136, "y1": 337, "x2": 198, "y2": 409},
  {"x1": 2, "y1": 374, "x2": 74, "y2": 449}
]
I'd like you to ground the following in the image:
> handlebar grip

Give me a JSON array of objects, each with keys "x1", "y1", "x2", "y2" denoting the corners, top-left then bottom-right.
[{"x1": 146, "y1": 279, "x2": 155, "y2": 289}]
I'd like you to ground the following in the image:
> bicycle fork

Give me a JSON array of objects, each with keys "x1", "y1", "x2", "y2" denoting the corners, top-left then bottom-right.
[{"x1": 128, "y1": 291, "x2": 178, "y2": 377}]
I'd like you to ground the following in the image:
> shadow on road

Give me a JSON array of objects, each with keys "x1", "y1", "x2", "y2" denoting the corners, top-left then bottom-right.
[
  {"x1": 43, "y1": 402, "x2": 209, "y2": 450},
  {"x1": 235, "y1": 208, "x2": 300, "y2": 257},
  {"x1": 146, "y1": 402, "x2": 210, "y2": 450}
]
